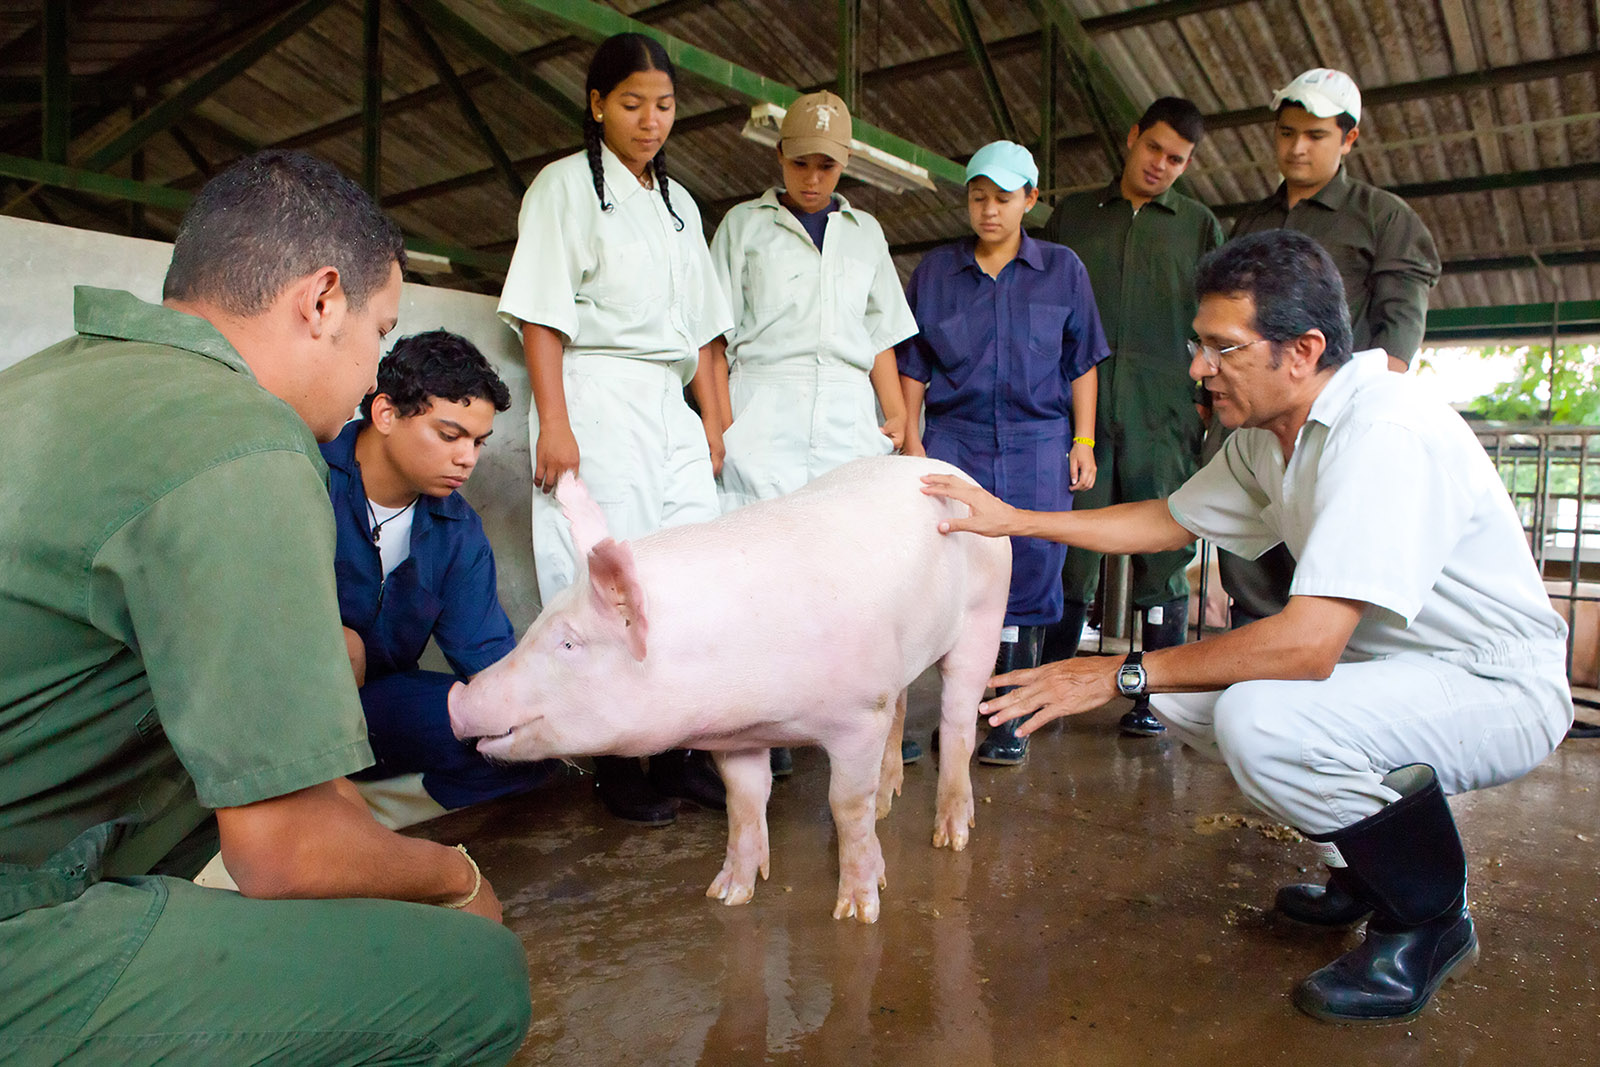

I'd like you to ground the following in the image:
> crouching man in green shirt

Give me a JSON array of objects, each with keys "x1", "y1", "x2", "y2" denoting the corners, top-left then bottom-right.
[{"x1": 0, "y1": 151, "x2": 531, "y2": 1065}]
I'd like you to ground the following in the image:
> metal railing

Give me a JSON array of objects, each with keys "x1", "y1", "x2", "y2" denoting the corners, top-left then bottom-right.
[
  {"x1": 1094, "y1": 424, "x2": 1600, "y2": 710},
  {"x1": 1476, "y1": 424, "x2": 1600, "y2": 705}
]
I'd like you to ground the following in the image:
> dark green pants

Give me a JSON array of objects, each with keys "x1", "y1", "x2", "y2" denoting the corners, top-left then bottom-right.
[
  {"x1": 0, "y1": 876, "x2": 531, "y2": 1065},
  {"x1": 1062, "y1": 432, "x2": 1197, "y2": 609}
]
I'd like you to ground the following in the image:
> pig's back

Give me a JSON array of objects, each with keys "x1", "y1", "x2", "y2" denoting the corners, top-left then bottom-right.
[{"x1": 634, "y1": 456, "x2": 1009, "y2": 660}]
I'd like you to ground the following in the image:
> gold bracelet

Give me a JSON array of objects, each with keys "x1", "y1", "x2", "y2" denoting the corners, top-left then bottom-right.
[
  {"x1": 1072, "y1": 436, "x2": 1095, "y2": 447},
  {"x1": 443, "y1": 844, "x2": 481, "y2": 909}
]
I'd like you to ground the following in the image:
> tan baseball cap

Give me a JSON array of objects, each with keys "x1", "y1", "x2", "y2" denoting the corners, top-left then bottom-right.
[{"x1": 780, "y1": 91, "x2": 851, "y2": 164}]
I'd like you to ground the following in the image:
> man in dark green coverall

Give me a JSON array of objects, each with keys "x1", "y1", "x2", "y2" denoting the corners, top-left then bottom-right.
[
  {"x1": 0, "y1": 151, "x2": 531, "y2": 1066},
  {"x1": 1221, "y1": 68, "x2": 1441, "y2": 630},
  {"x1": 1042, "y1": 97, "x2": 1224, "y2": 736}
]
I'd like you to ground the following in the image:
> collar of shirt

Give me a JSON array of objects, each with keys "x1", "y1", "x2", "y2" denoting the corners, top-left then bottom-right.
[
  {"x1": 72, "y1": 286, "x2": 254, "y2": 379},
  {"x1": 753, "y1": 186, "x2": 859, "y2": 221},
  {"x1": 948, "y1": 231, "x2": 1048, "y2": 276},
  {"x1": 1305, "y1": 348, "x2": 1390, "y2": 428},
  {"x1": 599, "y1": 140, "x2": 652, "y2": 205},
  {"x1": 1269, "y1": 165, "x2": 1354, "y2": 213},
  {"x1": 322, "y1": 419, "x2": 470, "y2": 529},
  {"x1": 1095, "y1": 179, "x2": 1180, "y2": 214}
]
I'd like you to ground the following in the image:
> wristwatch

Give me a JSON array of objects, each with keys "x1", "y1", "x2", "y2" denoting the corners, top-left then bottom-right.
[{"x1": 1116, "y1": 651, "x2": 1148, "y2": 698}]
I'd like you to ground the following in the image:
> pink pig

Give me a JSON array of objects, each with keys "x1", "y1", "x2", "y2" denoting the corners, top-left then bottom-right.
[{"x1": 448, "y1": 455, "x2": 1010, "y2": 923}]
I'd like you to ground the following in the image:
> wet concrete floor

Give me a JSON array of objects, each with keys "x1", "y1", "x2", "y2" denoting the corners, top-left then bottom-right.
[{"x1": 415, "y1": 670, "x2": 1600, "y2": 1066}]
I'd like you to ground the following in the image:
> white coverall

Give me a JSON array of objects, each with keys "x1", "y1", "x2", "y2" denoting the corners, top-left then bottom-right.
[
  {"x1": 497, "y1": 144, "x2": 732, "y2": 605},
  {"x1": 709, "y1": 189, "x2": 917, "y2": 509}
]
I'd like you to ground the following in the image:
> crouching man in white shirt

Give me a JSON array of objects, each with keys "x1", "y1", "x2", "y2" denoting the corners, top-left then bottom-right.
[{"x1": 923, "y1": 228, "x2": 1572, "y2": 1025}]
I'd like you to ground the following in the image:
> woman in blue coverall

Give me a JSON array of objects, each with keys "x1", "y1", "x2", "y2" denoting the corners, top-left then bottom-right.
[{"x1": 898, "y1": 140, "x2": 1110, "y2": 765}]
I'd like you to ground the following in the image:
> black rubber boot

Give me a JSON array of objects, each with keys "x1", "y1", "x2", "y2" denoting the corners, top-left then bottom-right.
[
  {"x1": 648, "y1": 748, "x2": 727, "y2": 812},
  {"x1": 1292, "y1": 764, "x2": 1479, "y2": 1024},
  {"x1": 1039, "y1": 600, "x2": 1088, "y2": 665},
  {"x1": 769, "y1": 747, "x2": 793, "y2": 777},
  {"x1": 901, "y1": 738, "x2": 923, "y2": 763},
  {"x1": 977, "y1": 626, "x2": 1045, "y2": 765},
  {"x1": 1275, "y1": 867, "x2": 1373, "y2": 927},
  {"x1": 595, "y1": 755, "x2": 678, "y2": 826},
  {"x1": 1120, "y1": 598, "x2": 1186, "y2": 737}
]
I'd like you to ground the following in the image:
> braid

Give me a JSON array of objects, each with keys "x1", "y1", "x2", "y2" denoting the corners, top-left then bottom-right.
[
  {"x1": 651, "y1": 148, "x2": 685, "y2": 232},
  {"x1": 582, "y1": 118, "x2": 613, "y2": 214}
]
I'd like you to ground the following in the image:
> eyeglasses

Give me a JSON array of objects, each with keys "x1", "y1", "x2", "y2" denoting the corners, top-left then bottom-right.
[{"x1": 1186, "y1": 337, "x2": 1269, "y2": 373}]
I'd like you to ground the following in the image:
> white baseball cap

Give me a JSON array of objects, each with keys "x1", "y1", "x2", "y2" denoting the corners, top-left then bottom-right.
[{"x1": 1271, "y1": 68, "x2": 1361, "y2": 125}]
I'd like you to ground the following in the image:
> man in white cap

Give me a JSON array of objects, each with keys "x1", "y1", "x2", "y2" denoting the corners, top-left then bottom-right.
[{"x1": 1222, "y1": 68, "x2": 1442, "y2": 628}]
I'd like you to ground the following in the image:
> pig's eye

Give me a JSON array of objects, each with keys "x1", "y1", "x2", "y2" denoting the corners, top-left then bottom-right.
[{"x1": 561, "y1": 640, "x2": 574, "y2": 651}]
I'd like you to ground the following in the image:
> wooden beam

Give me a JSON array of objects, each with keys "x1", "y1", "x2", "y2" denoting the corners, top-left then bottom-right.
[
  {"x1": 400, "y1": 0, "x2": 579, "y2": 130},
  {"x1": 41, "y1": 0, "x2": 70, "y2": 164},
  {"x1": 363, "y1": 0, "x2": 382, "y2": 195},
  {"x1": 0, "y1": 153, "x2": 511, "y2": 274},
  {"x1": 395, "y1": 0, "x2": 526, "y2": 201},
  {"x1": 82, "y1": 0, "x2": 340, "y2": 173},
  {"x1": 948, "y1": 0, "x2": 1018, "y2": 143}
]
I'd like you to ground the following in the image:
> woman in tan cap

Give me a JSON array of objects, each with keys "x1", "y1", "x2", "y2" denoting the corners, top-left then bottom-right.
[{"x1": 707, "y1": 91, "x2": 919, "y2": 772}]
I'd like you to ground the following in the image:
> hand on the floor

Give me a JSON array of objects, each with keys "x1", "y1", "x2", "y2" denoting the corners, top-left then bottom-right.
[
  {"x1": 463, "y1": 873, "x2": 505, "y2": 924},
  {"x1": 983, "y1": 657, "x2": 1119, "y2": 735},
  {"x1": 921, "y1": 475, "x2": 1016, "y2": 538}
]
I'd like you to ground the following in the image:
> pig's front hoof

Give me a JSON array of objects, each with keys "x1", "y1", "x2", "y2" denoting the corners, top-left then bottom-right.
[
  {"x1": 932, "y1": 808, "x2": 975, "y2": 851},
  {"x1": 832, "y1": 887, "x2": 881, "y2": 924},
  {"x1": 706, "y1": 862, "x2": 763, "y2": 907}
]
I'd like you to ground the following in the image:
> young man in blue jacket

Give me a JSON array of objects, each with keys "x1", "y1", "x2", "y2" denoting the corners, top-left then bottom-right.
[{"x1": 325, "y1": 329, "x2": 554, "y2": 824}]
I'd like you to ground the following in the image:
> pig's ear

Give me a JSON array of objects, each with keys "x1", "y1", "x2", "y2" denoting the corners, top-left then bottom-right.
[
  {"x1": 557, "y1": 471, "x2": 610, "y2": 558},
  {"x1": 587, "y1": 538, "x2": 649, "y2": 662}
]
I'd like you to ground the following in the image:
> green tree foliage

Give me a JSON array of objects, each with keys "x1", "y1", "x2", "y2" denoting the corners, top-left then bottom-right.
[{"x1": 1469, "y1": 343, "x2": 1600, "y2": 424}]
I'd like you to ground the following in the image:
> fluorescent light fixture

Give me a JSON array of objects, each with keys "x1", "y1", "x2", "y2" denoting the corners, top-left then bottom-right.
[
  {"x1": 740, "y1": 102, "x2": 937, "y2": 194},
  {"x1": 404, "y1": 249, "x2": 453, "y2": 275}
]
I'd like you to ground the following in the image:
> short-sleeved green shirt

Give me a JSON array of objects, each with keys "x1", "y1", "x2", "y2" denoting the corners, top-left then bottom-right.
[
  {"x1": 1043, "y1": 182, "x2": 1224, "y2": 445},
  {"x1": 0, "y1": 288, "x2": 373, "y2": 919},
  {"x1": 1230, "y1": 167, "x2": 1442, "y2": 365}
]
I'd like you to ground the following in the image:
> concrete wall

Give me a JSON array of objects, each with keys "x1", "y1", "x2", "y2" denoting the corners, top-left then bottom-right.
[{"x1": 0, "y1": 216, "x2": 544, "y2": 631}]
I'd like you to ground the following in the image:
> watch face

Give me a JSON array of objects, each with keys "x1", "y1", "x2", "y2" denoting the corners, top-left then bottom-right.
[{"x1": 1118, "y1": 663, "x2": 1144, "y2": 694}]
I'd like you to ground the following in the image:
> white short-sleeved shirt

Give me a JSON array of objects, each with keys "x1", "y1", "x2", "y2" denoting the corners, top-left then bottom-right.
[
  {"x1": 496, "y1": 144, "x2": 732, "y2": 383},
  {"x1": 710, "y1": 189, "x2": 917, "y2": 373},
  {"x1": 1169, "y1": 349, "x2": 1567, "y2": 660}
]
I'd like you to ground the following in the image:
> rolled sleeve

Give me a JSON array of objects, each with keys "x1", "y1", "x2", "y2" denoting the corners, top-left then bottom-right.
[
  {"x1": 1167, "y1": 437, "x2": 1281, "y2": 559},
  {"x1": 1060, "y1": 256, "x2": 1111, "y2": 384},
  {"x1": 1291, "y1": 421, "x2": 1471, "y2": 623},
  {"x1": 91, "y1": 451, "x2": 373, "y2": 809},
  {"x1": 688, "y1": 209, "x2": 735, "y2": 349},
  {"x1": 864, "y1": 231, "x2": 918, "y2": 354},
  {"x1": 433, "y1": 520, "x2": 518, "y2": 677},
  {"x1": 496, "y1": 170, "x2": 587, "y2": 343},
  {"x1": 896, "y1": 262, "x2": 934, "y2": 383},
  {"x1": 709, "y1": 212, "x2": 745, "y2": 339}
]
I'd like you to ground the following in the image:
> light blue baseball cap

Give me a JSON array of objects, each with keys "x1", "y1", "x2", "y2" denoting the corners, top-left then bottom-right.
[{"x1": 964, "y1": 140, "x2": 1038, "y2": 191}]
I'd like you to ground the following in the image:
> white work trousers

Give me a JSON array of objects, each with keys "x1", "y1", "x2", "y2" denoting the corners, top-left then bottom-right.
[
  {"x1": 1150, "y1": 641, "x2": 1572, "y2": 835},
  {"x1": 531, "y1": 356, "x2": 718, "y2": 606},
  {"x1": 719, "y1": 363, "x2": 891, "y2": 511}
]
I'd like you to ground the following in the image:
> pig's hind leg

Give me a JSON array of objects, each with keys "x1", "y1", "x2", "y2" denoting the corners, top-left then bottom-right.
[
  {"x1": 932, "y1": 629, "x2": 1000, "y2": 851},
  {"x1": 706, "y1": 748, "x2": 773, "y2": 907},
  {"x1": 875, "y1": 688, "x2": 909, "y2": 819},
  {"x1": 824, "y1": 718, "x2": 893, "y2": 923}
]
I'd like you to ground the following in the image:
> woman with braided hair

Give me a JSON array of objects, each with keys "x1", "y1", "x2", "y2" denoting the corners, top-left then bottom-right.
[{"x1": 496, "y1": 32, "x2": 732, "y2": 826}]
